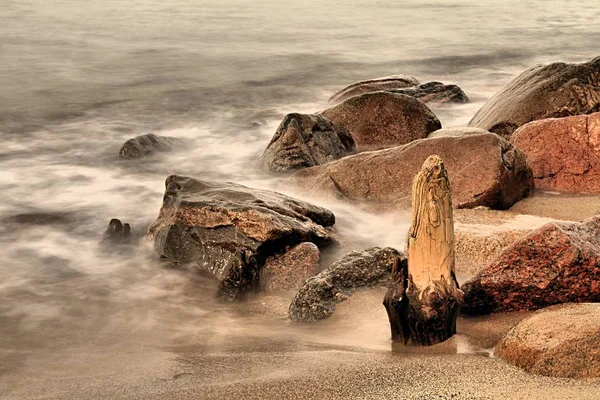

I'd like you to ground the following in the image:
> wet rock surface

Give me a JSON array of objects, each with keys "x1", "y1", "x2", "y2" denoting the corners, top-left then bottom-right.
[
  {"x1": 147, "y1": 175, "x2": 337, "y2": 301},
  {"x1": 321, "y1": 92, "x2": 441, "y2": 151},
  {"x1": 287, "y1": 133, "x2": 534, "y2": 210},
  {"x1": 119, "y1": 133, "x2": 186, "y2": 159},
  {"x1": 259, "y1": 113, "x2": 352, "y2": 172},
  {"x1": 391, "y1": 81, "x2": 468, "y2": 104},
  {"x1": 102, "y1": 218, "x2": 133, "y2": 245},
  {"x1": 511, "y1": 112, "x2": 600, "y2": 192},
  {"x1": 260, "y1": 242, "x2": 321, "y2": 293},
  {"x1": 461, "y1": 215, "x2": 600, "y2": 315},
  {"x1": 329, "y1": 75, "x2": 420, "y2": 104},
  {"x1": 495, "y1": 303, "x2": 600, "y2": 378},
  {"x1": 468, "y1": 56, "x2": 600, "y2": 138},
  {"x1": 289, "y1": 247, "x2": 403, "y2": 322}
]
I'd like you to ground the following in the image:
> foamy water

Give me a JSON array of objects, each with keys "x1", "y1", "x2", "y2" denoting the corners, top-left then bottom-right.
[{"x1": 1, "y1": 0, "x2": 600, "y2": 391}]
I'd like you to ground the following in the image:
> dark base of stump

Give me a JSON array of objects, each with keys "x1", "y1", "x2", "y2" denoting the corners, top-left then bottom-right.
[{"x1": 383, "y1": 258, "x2": 462, "y2": 346}]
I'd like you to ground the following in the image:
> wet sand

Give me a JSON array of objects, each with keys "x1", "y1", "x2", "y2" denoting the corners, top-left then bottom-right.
[{"x1": 2, "y1": 289, "x2": 600, "y2": 400}]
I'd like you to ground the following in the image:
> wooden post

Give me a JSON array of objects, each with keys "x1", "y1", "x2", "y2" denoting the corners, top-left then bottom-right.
[{"x1": 383, "y1": 155, "x2": 464, "y2": 346}]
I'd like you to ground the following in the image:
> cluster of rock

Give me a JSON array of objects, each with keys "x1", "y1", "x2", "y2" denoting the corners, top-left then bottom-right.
[
  {"x1": 109, "y1": 56, "x2": 600, "y2": 376},
  {"x1": 146, "y1": 175, "x2": 338, "y2": 301}
]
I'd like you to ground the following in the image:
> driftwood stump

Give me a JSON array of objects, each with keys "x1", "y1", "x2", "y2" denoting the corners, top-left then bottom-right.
[{"x1": 383, "y1": 155, "x2": 464, "y2": 345}]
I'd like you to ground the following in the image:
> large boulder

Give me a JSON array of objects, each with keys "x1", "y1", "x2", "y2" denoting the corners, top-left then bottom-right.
[
  {"x1": 461, "y1": 215, "x2": 600, "y2": 315},
  {"x1": 289, "y1": 247, "x2": 403, "y2": 322},
  {"x1": 468, "y1": 56, "x2": 600, "y2": 138},
  {"x1": 287, "y1": 133, "x2": 534, "y2": 210},
  {"x1": 391, "y1": 81, "x2": 468, "y2": 104},
  {"x1": 511, "y1": 112, "x2": 600, "y2": 192},
  {"x1": 495, "y1": 303, "x2": 600, "y2": 378},
  {"x1": 329, "y1": 75, "x2": 420, "y2": 104},
  {"x1": 259, "y1": 113, "x2": 353, "y2": 172},
  {"x1": 147, "y1": 176, "x2": 338, "y2": 301},
  {"x1": 320, "y1": 92, "x2": 441, "y2": 151},
  {"x1": 119, "y1": 133, "x2": 185, "y2": 159},
  {"x1": 260, "y1": 242, "x2": 321, "y2": 293}
]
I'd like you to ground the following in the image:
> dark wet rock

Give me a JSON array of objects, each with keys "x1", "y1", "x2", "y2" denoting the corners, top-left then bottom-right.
[
  {"x1": 147, "y1": 176, "x2": 338, "y2": 302},
  {"x1": 428, "y1": 126, "x2": 491, "y2": 139},
  {"x1": 3, "y1": 212, "x2": 74, "y2": 226},
  {"x1": 321, "y1": 92, "x2": 441, "y2": 151},
  {"x1": 329, "y1": 75, "x2": 420, "y2": 104},
  {"x1": 259, "y1": 113, "x2": 353, "y2": 172},
  {"x1": 248, "y1": 122, "x2": 262, "y2": 130},
  {"x1": 102, "y1": 218, "x2": 133, "y2": 245},
  {"x1": 119, "y1": 133, "x2": 186, "y2": 159},
  {"x1": 289, "y1": 247, "x2": 404, "y2": 322},
  {"x1": 287, "y1": 133, "x2": 534, "y2": 210},
  {"x1": 260, "y1": 242, "x2": 321, "y2": 292},
  {"x1": 391, "y1": 81, "x2": 468, "y2": 104},
  {"x1": 468, "y1": 56, "x2": 600, "y2": 138},
  {"x1": 461, "y1": 215, "x2": 600, "y2": 315},
  {"x1": 496, "y1": 303, "x2": 600, "y2": 378},
  {"x1": 511, "y1": 112, "x2": 600, "y2": 192}
]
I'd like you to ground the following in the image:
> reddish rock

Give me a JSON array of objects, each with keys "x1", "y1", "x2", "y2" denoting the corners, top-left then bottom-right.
[
  {"x1": 468, "y1": 56, "x2": 600, "y2": 138},
  {"x1": 496, "y1": 303, "x2": 600, "y2": 378},
  {"x1": 461, "y1": 215, "x2": 600, "y2": 315},
  {"x1": 511, "y1": 112, "x2": 600, "y2": 192},
  {"x1": 260, "y1": 242, "x2": 321, "y2": 292},
  {"x1": 329, "y1": 75, "x2": 420, "y2": 104},
  {"x1": 287, "y1": 133, "x2": 533, "y2": 210},
  {"x1": 321, "y1": 92, "x2": 441, "y2": 151}
]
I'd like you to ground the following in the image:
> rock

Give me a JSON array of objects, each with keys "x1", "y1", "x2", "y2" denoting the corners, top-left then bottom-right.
[
  {"x1": 461, "y1": 215, "x2": 600, "y2": 315},
  {"x1": 468, "y1": 56, "x2": 600, "y2": 138},
  {"x1": 329, "y1": 75, "x2": 420, "y2": 104},
  {"x1": 511, "y1": 112, "x2": 600, "y2": 192},
  {"x1": 260, "y1": 242, "x2": 321, "y2": 293},
  {"x1": 495, "y1": 303, "x2": 600, "y2": 378},
  {"x1": 321, "y1": 92, "x2": 441, "y2": 151},
  {"x1": 428, "y1": 127, "x2": 491, "y2": 139},
  {"x1": 147, "y1": 176, "x2": 338, "y2": 301},
  {"x1": 289, "y1": 247, "x2": 403, "y2": 322},
  {"x1": 119, "y1": 133, "x2": 185, "y2": 159},
  {"x1": 391, "y1": 81, "x2": 468, "y2": 104},
  {"x1": 102, "y1": 218, "x2": 133, "y2": 245},
  {"x1": 287, "y1": 133, "x2": 534, "y2": 210},
  {"x1": 259, "y1": 113, "x2": 353, "y2": 172}
]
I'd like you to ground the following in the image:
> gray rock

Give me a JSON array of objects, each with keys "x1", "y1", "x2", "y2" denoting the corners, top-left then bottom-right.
[
  {"x1": 259, "y1": 113, "x2": 353, "y2": 172},
  {"x1": 119, "y1": 133, "x2": 186, "y2": 159},
  {"x1": 289, "y1": 247, "x2": 404, "y2": 322},
  {"x1": 468, "y1": 56, "x2": 600, "y2": 138},
  {"x1": 391, "y1": 81, "x2": 468, "y2": 104},
  {"x1": 329, "y1": 75, "x2": 420, "y2": 104},
  {"x1": 147, "y1": 175, "x2": 338, "y2": 302},
  {"x1": 102, "y1": 218, "x2": 133, "y2": 245}
]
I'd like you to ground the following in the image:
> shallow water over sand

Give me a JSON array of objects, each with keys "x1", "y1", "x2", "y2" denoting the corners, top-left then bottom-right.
[{"x1": 1, "y1": 0, "x2": 600, "y2": 398}]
